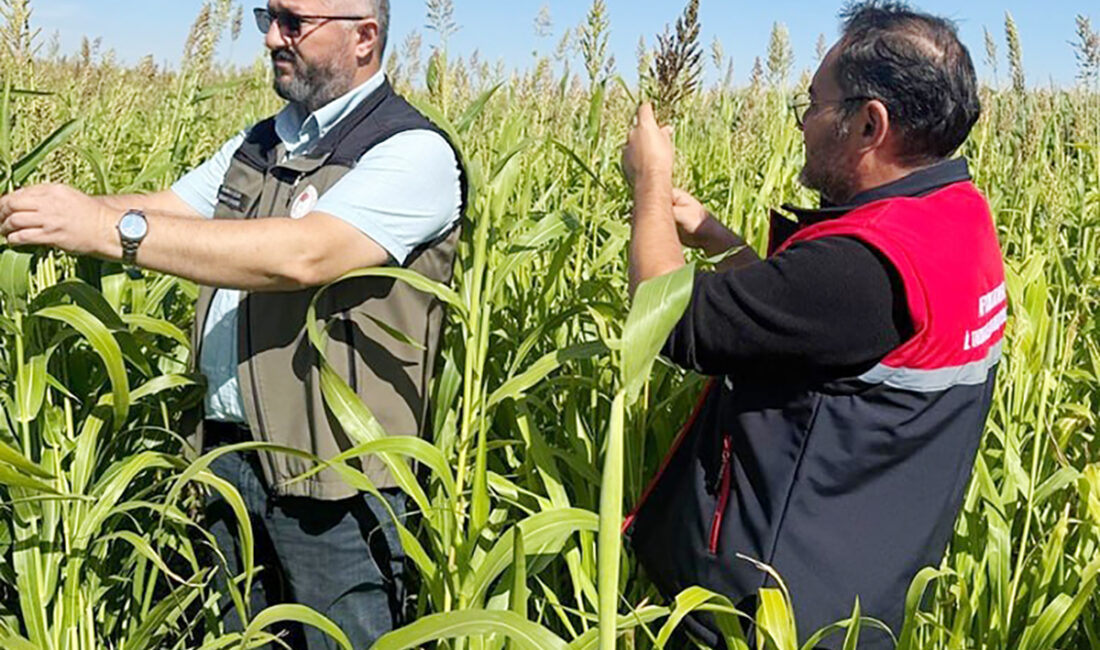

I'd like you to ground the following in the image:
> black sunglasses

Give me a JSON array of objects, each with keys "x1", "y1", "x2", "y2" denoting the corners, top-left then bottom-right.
[{"x1": 253, "y1": 7, "x2": 370, "y2": 36}]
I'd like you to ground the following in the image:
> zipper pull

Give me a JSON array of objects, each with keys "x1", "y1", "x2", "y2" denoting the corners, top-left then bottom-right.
[
  {"x1": 709, "y1": 432, "x2": 735, "y2": 555},
  {"x1": 709, "y1": 432, "x2": 734, "y2": 493}
]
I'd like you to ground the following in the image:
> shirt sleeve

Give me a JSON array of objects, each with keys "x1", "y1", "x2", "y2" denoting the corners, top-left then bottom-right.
[
  {"x1": 170, "y1": 130, "x2": 250, "y2": 218},
  {"x1": 662, "y1": 236, "x2": 913, "y2": 376},
  {"x1": 313, "y1": 129, "x2": 462, "y2": 265}
]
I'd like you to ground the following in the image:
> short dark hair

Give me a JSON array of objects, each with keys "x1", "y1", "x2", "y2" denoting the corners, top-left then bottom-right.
[{"x1": 835, "y1": 1, "x2": 981, "y2": 164}]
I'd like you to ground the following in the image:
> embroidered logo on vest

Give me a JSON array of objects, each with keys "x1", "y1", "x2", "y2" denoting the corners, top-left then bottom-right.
[{"x1": 291, "y1": 185, "x2": 319, "y2": 219}]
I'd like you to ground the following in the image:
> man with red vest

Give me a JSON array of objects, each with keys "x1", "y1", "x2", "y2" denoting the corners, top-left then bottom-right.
[{"x1": 621, "y1": 3, "x2": 1003, "y2": 648}]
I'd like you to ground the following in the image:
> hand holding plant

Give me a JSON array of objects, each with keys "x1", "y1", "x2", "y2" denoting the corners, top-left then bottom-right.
[
  {"x1": 0, "y1": 183, "x2": 115, "y2": 257},
  {"x1": 621, "y1": 102, "x2": 675, "y2": 189}
]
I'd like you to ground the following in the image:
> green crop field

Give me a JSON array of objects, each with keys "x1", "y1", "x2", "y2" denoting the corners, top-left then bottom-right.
[{"x1": 0, "y1": 0, "x2": 1097, "y2": 648}]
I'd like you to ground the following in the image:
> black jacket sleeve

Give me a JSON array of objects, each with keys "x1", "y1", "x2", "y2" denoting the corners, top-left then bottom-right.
[{"x1": 662, "y1": 236, "x2": 913, "y2": 376}]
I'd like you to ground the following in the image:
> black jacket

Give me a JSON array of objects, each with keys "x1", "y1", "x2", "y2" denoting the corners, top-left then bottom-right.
[{"x1": 626, "y1": 160, "x2": 1005, "y2": 649}]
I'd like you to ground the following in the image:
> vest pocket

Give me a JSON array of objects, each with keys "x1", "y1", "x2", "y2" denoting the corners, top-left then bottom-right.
[{"x1": 708, "y1": 431, "x2": 733, "y2": 555}]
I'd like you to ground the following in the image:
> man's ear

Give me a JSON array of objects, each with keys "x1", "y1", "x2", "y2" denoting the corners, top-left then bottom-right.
[
  {"x1": 859, "y1": 99, "x2": 891, "y2": 152},
  {"x1": 354, "y1": 19, "x2": 379, "y2": 62}
]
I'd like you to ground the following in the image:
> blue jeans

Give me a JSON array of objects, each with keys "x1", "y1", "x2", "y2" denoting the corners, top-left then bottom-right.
[{"x1": 204, "y1": 448, "x2": 407, "y2": 649}]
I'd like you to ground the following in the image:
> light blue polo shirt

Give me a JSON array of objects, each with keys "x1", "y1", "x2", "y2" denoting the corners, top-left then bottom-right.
[{"x1": 171, "y1": 71, "x2": 462, "y2": 423}]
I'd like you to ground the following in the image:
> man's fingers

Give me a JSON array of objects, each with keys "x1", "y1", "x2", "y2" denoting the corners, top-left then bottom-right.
[
  {"x1": 0, "y1": 189, "x2": 40, "y2": 217},
  {"x1": 3, "y1": 228, "x2": 48, "y2": 247},
  {"x1": 636, "y1": 102, "x2": 657, "y2": 128},
  {"x1": 672, "y1": 188, "x2": 690, "y2": 204},
  {"x1": 0, "y1": 211, "x2": 43, "y2": 236}
]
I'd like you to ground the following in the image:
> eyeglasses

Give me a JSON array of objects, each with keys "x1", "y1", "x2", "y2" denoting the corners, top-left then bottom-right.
[
  {"x1": 253, "y1": 7, "x2": 370, "y2": 37},
  {"x1": 788, "y1": 92, "x2": 877, "y2": 129}
]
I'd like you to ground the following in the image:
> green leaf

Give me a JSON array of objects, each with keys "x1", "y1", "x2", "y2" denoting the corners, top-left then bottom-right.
[
  {"x1": 15, "y1": 353, "x2": 47, "y2": 424},
  {"x1": 0, "y1": 249, "x2": 33, "y2": 311},
  {"x1": 0, "y1": 79, "x2": 11, "y2": 183},
  {"x1": 550, "y1": 139, "x2": 608, "y2": 193},
  {"x1": 76, "y1": 145, "x2": 112, "y2": 195},
  {"x1": 119, "y1": 574, "x2": 208, "y2": 650},
  {"x1": 491, "y1": 213, "x2": 575, "y2": 299},
  {"x1": 241, "y1": 604, "x2": 352, "y2": 650},
  {"x1": 371, "y1": 610, "x2": 569, "y2": 650},
  {"x1": 97, "y1": 531, "x2": 202, "y2": 586},
  {"x1": 314, "y1": 360, "x2": 431, "y2": 514},
  {"x1": 896, "y1": 567, "x2": 949, "y2": 650},
  {"x1": 35, "y1": 304, "x2": 130, "y2": 426},
  {"x1": 287, "y1": 436, "x2": 456, "y2": 499},
  {"x1": 12, "y1": 118, "x2": 80, "y2": 187},
  {"x1": 129, "y1": 373, "x2": 201, "y2": 403},
  {"x1": 31, "y1": 279, "x2": 127, "y2": 330},
  {"x1": 456, "y1": 83, "x2": 503, "y2": 134},
  {"x1": 755, "y1": 588, "x2": 798, "y2": 650},
  {"x1": 487, "y1": 341, "x2": 608, "y2": 408},
  {"x1": 510, "y1": 527, "x2": 529, "y2": 621},
  {"x1": 326, "y1": 266, "x2": 465, "y2": 317},
  {"x1": 0, "y1": 630, "x2": 38, "y2": 650},
  {"x1": 566, "y1": 606, "x2": 673, "y2": 650},
  {"x1": 586, "y1": 81, "x2": 606, "y2": 144},
  {"x1": 621, "y1": 263, "x2": 695, "y2": 406},
  {"x1": 656, "y1": 586, "x2": 751, "y2": 648},
  {"x1": 597, "y1": 391, "x2": 626, "y2": 650},
  {"x1": 0, "y1": 438, "x2": 53, "y2": 479},
  {"x1": 362, "y1": 313, "x2": 425, "y2": 351},
  {"x1": 461, "y1": 508, "x2": 600, "y2": 606},
  {"x1": 122, "y1": 313, "x2": 191, "y2": 348},
  {"x1": 841, "y1": 599, "x2": 861, "y2": 650},
  {"x1": 407, "y1": 92, "x2": 461, "y2": 149},
  {"x1": 0, "y1": 466, "x2": 61, "y2": 494}
]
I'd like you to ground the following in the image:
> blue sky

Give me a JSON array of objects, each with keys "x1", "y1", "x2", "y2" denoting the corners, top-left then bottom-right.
[{"x1": 31, "y1": 1, "x2": 1098, "y2": 88}]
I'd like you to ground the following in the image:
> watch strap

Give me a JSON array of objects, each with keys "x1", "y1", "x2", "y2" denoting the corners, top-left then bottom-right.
[{"x1": 121, "y1": 238, "x2": 141, "y2": 264}]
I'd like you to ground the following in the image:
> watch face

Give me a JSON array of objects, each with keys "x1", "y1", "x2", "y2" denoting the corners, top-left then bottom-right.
[{"x1": 119, "y1": 212, "x2": 148, "y2": 240}]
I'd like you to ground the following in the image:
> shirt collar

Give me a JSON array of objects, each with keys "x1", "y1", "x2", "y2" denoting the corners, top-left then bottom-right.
[
  {"x1": 781, "y1": 157, "x2": 972, "y2": 225},
  {"x1": 274, "y1": 70, "x2": 387, "y2": 158}
]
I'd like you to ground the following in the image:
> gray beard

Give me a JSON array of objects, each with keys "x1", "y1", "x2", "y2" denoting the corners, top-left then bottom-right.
[
  {"x1": 799, "y1": 159, "x2": 857, "y2": 206},
  {"x1": 799, "y1": 125, "x2": 858, "y2": 205},
  {"x1": 272, "y1": 55, "x2": 355, "y2": 113}
]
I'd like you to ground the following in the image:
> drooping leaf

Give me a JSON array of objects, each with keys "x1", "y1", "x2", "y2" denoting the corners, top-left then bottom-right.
[
  {"x1": 35, "y1": 304, "x2": 130, "y2": 426},
  {"x1": 371, "y1": 610, "x2": 569, "y2": 650},
  {"x1": 241, "y1": 604, "x2": 353, "y2": 650},
  {"x1": 621, "y1": 263, "x2": 695, "y2": 406}
]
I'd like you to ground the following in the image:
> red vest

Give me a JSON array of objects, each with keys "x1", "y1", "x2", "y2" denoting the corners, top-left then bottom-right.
[{"x1": 776, "y1": 181, "x2": 1006, "y2": 391}]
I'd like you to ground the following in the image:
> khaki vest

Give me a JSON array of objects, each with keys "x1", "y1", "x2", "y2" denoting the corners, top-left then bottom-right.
[{"x1": 188, "y1": 82, "x2": 465, "y2": 500}]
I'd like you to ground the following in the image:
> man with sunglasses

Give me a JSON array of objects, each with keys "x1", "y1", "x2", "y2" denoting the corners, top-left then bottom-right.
[
  {"x1": 0, "y1": 1, "x2": 464, "y2": 646},
  {"x1": 622, "y1": 3, "x2": 1002, "y2": 648}
]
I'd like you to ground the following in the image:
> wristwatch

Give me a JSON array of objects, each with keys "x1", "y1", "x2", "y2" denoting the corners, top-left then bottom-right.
[{"x1": 116, "y1": 210, "x2": 148, "y2": 265}]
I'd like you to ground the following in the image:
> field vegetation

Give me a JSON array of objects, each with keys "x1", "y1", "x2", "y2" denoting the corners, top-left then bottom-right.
[{"x1": 0, "y1": 0, "x2": 1098, "y2": 648}]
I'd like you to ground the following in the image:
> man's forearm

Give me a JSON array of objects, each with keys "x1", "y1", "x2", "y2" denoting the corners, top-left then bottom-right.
[
  {"x1": 100, "y1": 211, "x2": 312, "y2": 290},
  {"x1": 98, "y1": 190, "x2": 203, "y2": 219},
  {"x1": 629, "y1": 171, "x2": 685, "y2": 294},
  {"x1": 696, "y1": 217, "x2": 761, "y2": 273}
]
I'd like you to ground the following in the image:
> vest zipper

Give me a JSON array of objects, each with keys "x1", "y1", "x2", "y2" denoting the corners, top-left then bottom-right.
[{"x1": 708, "y1": 431, "x2": 733, "y2": 555}]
